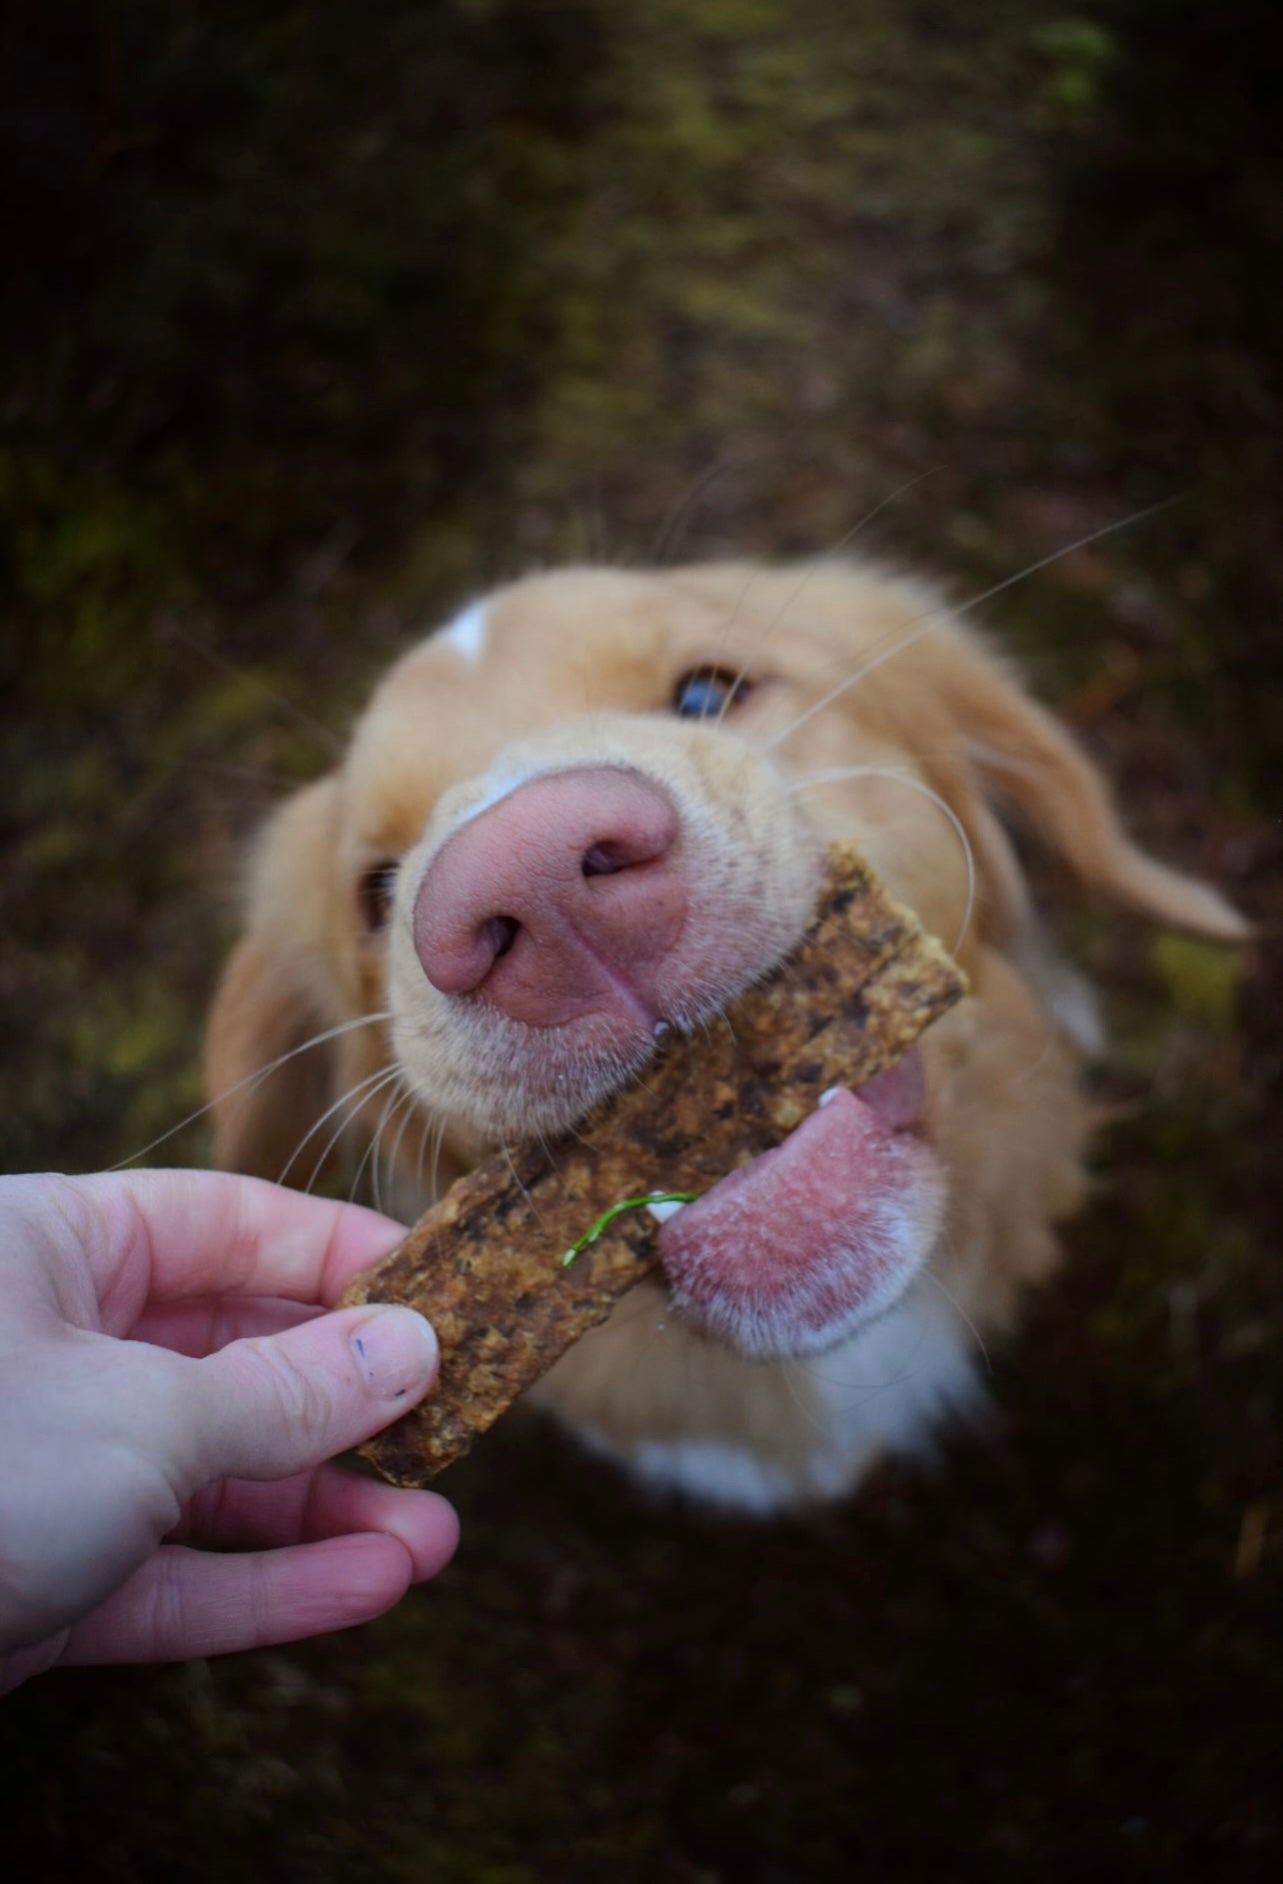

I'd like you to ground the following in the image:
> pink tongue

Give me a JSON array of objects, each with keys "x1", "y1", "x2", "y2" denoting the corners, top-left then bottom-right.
[{"x1": 658, "y1": 1084, "x2": 944, "y2": 1359}]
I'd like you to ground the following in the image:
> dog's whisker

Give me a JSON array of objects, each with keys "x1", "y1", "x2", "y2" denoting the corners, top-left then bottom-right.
[
  {"x1": 157, "y1": 618, "x2": 346, "y2": 756},
  {"x1": 925, "y1": 1252, "x2": 993, "y2": 1377},
  {"x1": 349, "y1": 1087, "x2": 396, "y2": 1205},
  {"x1": 302, "y1": 1067, "x2": 403, "y2": 1197},
  {"x1": 380, "y1": 1082, "x2": 423, "y2": 1212},
  {"x1": 280, "y1": 1063, "x2": 396, "y2": 1191},
  {"x1": 502, "y1": 1143, "x2": 550, "y2": 1236},
  {"x1": 192, "y1": 759, "x2": 306, "y2": 791},
  {"x1": 583, "y1": 479, "x2": 610, "y2": 567},
  {"x1": 349, "y1": 1078, "x2": 400, "y2": 1209},
  {"x1": 799, "y1": 1307, "x2": 934, "y2": 1408},
  {"x1": 761, "y1": 497, "x2": 1175, "y2": 754},
  {"x1": 713, "y1": 465, "x2": 945, "y2": 732},
  {"x1": 412, "y1": 1106, "x2": 435, "y2": 1197},
  {"x1": 426, "y1": 1114, "x2": 450, "y2": 1205},
  {"x1": 115, "y1": 1012, "x2": 392, "y2": 1171},
  {"x1": 1010, "y1": 1020, "x2": 1060, "y2": 1088},
  {"x1": 696, "y1": 562, "x2": 772, "y2": 725},
  {"x1": 364, "y1": 1077, "x2": 409, "y2": 1213},
  {"x1": 786, "y1": 764, "x2": 977, "y2": 953},
  {"x1": 649, "y1": 451, "x2": 758, "y2": 569},
  {"x1": 375, "y1": 1080, "x2": 420, "y2": 1213},
  {"x1": 533, "y1": 1125, "x2": 563, "y2": 1183},
  {"x1": 777, "y1": 1356, "x2": 831, "y2": 1439},
  {"x1": 688, "y1": 469, "x2": 942, "y2": 729},
  {"x1": 617, "y1": 1299, "x2": 682, "y2": 1391}
]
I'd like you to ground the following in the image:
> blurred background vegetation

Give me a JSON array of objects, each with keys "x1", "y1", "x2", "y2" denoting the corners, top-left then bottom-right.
[{"x1": 2, "y1": 1, "x2": 1279, "y2": 1877}]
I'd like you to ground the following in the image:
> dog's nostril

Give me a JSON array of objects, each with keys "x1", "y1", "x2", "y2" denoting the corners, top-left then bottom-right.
[
  {"x1": 485, "y1": 915, "x2": 519, "y2": 960},
  {"x1": 582, "y1": 842, "x2": 629, "y2": 878}
]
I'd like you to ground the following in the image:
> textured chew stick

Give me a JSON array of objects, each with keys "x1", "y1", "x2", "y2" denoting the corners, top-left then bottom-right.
[{"x1": 341, "y1": 843, "x2": 966, "y2": 1486}]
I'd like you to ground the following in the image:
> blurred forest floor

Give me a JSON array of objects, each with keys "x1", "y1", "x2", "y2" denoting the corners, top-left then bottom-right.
[{"x1": 1, "y1": 2, "x2": 1280, "y2": 1878}]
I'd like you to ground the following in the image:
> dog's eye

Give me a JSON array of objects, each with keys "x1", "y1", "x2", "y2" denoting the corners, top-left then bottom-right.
[
  {"x1": 357, "y1": 861, "x2": 399, "y2": 932},
  {"x1": 672, "y1": 666, "x2": 749, "y2": 720}
]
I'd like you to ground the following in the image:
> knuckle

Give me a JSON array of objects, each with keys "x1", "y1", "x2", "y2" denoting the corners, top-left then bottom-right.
[
  {"x1": 149, "y1": 1550, "x2": 190, "y2": 1659},
  {"x1": 241, "y1": 1337, "x2": 334, "y2": 1443}
]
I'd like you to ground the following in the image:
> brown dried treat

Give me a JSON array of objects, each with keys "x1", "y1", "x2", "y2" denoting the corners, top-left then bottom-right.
[{"x1": 340, "y1": 843, "x2": 966, "y2": 1485}]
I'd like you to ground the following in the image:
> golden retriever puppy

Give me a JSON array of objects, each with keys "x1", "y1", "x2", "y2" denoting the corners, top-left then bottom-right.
[{"x1": 206, "y1": 562, "x2": 1244, "y2": 1512}]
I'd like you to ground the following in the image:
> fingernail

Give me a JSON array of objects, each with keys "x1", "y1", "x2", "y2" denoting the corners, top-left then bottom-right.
[{"x1": 351, "y1": 1308, "x2": 439, "y2": 1400}]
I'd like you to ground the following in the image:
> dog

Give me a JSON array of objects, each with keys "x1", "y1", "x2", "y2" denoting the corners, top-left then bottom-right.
[{"x1": 205, "y1": 560, "x2": 1245, "y2": 1513}]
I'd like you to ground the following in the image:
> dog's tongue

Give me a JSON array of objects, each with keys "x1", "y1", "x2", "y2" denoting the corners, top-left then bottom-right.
[{"x1": 657, "y1": 1066, "x2": 944, "y2": 1359}]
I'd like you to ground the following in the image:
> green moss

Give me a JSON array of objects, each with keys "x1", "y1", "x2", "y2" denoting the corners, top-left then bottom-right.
[
  {"x1": 1149, "y1": 932, "x2": 1245, "y2": 1029},
  {"x1": 1028, "y1": 18, "x2": 1120, "y2": 116}
]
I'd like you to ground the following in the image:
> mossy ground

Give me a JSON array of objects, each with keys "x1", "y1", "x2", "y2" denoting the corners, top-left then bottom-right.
[{"x1": 2, "y1": 2, "x2": 1280, "y2": 1877}]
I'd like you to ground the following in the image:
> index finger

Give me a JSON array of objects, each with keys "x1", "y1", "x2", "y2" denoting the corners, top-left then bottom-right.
[{"x1": 67, "y1": 1169, "x2": 407, "y2": 1313}]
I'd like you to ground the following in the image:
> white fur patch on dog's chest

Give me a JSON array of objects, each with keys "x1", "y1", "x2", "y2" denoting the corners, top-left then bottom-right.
[
  {"x1": 599, "y1": 1288, "x2": 972, "y2": 1507},
  {"x1": 585, "y1": 1285, "x2": 979, "y2": 1514}
]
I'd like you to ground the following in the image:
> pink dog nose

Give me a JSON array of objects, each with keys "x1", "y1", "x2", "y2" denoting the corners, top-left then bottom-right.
[{"x1": 413, "y1": 766, "x2": 686, "y2": 1028}]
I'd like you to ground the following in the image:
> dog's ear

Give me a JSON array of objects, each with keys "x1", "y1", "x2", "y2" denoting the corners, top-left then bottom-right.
[
  {"x1": 909, "y1": 622, "x2": 1250, "y2": 943},
  {"x1": 205, "y1": 778, "x2": 344, "y2": 1178}
]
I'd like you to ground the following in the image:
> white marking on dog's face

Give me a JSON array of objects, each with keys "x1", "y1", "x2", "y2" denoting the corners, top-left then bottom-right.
[
  {"x1": 438, "y1": 598, "x2": 488, "y2": 664},
  {"x1": 447, "y1": 761, "x2": 542, "y2": 833}
]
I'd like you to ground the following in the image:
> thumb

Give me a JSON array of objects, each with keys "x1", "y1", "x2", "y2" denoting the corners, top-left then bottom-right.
[{"x1": 179, "y1": 1305, "x2": 439, "y2": 1486}]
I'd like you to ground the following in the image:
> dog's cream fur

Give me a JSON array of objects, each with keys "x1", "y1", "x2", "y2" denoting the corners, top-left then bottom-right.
[{"x1": 206, "y1": 562, "x2": 1244, "y2": 1511}]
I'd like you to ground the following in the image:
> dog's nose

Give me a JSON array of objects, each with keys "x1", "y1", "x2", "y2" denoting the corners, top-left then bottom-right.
[{"x1": 413, "y1": 766, "x2": 686, "y2": 1027}]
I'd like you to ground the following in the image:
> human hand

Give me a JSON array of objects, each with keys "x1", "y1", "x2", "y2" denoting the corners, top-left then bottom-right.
[{"x1": 0, "y1": 1169, "x2": 458, "y2": 1695}]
